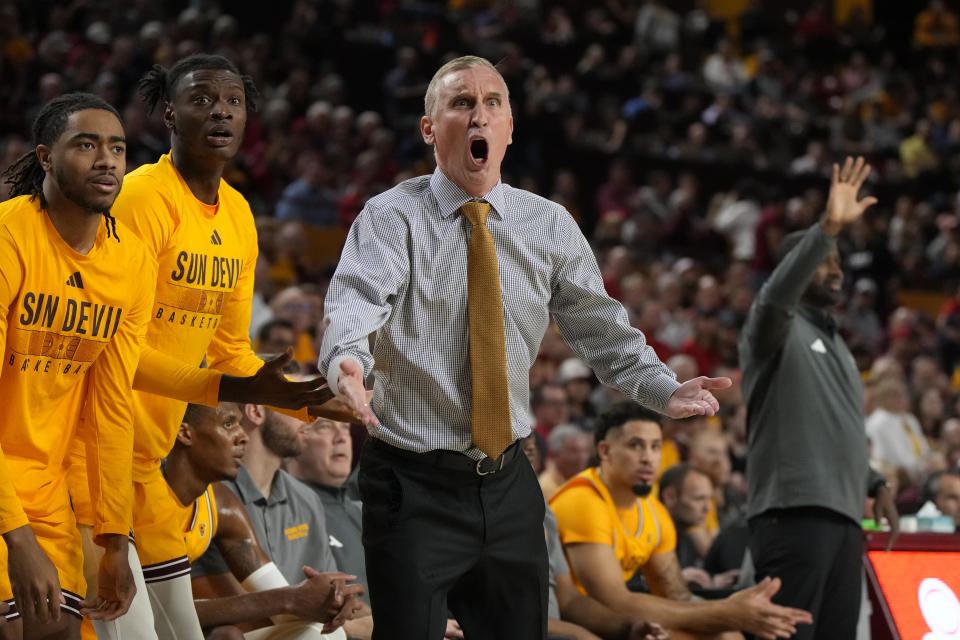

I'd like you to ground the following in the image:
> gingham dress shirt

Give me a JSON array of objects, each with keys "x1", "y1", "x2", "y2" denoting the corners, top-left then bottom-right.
[{"x1": 320, "y1": 168, "x2": 678, "y2": 460}]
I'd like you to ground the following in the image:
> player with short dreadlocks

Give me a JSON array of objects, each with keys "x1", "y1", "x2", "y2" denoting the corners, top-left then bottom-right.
[
  {"x1": 65, "y1": 55, "x2": 347, "y2": 640},
  {"x1": 0, "y1": 92, "x2": 155, "y2": 639}
]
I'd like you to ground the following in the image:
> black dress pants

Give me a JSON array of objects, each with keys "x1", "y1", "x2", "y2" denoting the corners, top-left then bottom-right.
[
  {"x1": 359, "y1": 438, "x2": 549, "y2": 640},
  {"x1": 749, "y1": 507, "x2": 863, "y2": 640}
]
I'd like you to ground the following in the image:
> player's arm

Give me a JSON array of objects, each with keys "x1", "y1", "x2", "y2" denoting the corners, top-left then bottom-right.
[
  {"x1": 566, "y1": 543, "x2": 810, "y2": 638},
  {"x1": 554, "y1": 571, "x2": 631, "y2": 640},
  {"x1": 641, "y1": 551, "x2": 693, "y2": 601},
  {"x1": 192, "y1": 483, "x2": 363, "y2": 628},
  {"x1": 0, "y1": 226, "x2": 29, "y2": 535},
  {"x1": 79, "y1": 252, "x2": 160, "y2": 621},
  {"x1": 204, "y1": 223, "x2": 267, "y2": 378},
  {"x1": 0, "y1": 227, "x2": 63, "y2": 624},
  {"x1": 136, "y1": 346, "x2": 332, "y2": 415}
]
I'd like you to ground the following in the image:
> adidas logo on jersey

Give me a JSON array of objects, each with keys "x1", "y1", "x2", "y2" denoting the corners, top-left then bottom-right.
[
  {"x1": 65, "y1": 272, "x2": 84, "y2": 288},
  {"x1": 210, "y1": 230, "x2": 223, "y2": 245}
]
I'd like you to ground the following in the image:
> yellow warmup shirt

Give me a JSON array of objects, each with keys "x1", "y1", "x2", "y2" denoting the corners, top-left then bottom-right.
[
  {"x1": 114, "y1": 153, "x2": 265, "y2": 478},
  {"x1": 0, "y1": 196, "x2": 155, "y2": 538},
  {"x1": 550, "y1": 467, "x2": 676, "y2": 594},
  {"x1": 184, "y1": 484, "x2": 218, "y2": 564}
]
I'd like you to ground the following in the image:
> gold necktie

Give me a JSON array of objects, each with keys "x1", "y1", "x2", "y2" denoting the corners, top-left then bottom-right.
[{"x1": 461, "y1": 200, "x2": 513, "y2": 459}]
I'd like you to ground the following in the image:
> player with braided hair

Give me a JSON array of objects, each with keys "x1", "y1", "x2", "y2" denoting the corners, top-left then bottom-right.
[{"x1": 0, "y1": 92, "x2": 155, "y2": 639}]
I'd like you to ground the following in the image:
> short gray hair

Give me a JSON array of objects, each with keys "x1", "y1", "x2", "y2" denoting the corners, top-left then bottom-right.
[
  {"x1": 547, "y1": 423, "x2": 589, "y2": 455},
  {"x1": 423, "y1": 55, "x2": 509, "y2": 118}
]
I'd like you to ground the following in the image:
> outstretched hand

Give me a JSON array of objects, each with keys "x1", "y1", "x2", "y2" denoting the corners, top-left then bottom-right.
[
  {"x1": 338, "y1": 358, "x2": 377, "y2": 426},
  {"x1": 308, "y1": 392, "x2": 374, "y2": 423},
  {"x1": 666, "y1": 376, "x2": 731, "y2": 418},
  {"x1": 219, "y1": 348, "x2": 333, "y2": 409},
  {"x1": 823, "y1": 156, "x2": 878, "y2": 235},
  {"x1": 727, "y1": 576, "x2": 813, "y2": 639}
]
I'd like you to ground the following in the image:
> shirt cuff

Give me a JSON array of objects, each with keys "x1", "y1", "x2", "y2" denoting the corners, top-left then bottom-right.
[{"x1": 650, "y1": 373, "x2": 682, "y2": 414}]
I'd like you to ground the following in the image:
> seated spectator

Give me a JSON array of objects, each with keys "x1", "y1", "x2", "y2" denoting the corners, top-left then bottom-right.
[
  {"x1": 539, "y1": 424, "x2": 592, "y2": 500},
  {"x1": 558, "y1": 358, "x2": 598, "y2": 430},
  {"x1": 275, "y1": 152, "x2": 339, "y2": 227},
  {"x1": 900, "y1": 119, "x2": 939, "y2": 179},
  {"x1": 550, "y1": 403, "x2": 812, "y2": 638},
  {"x1": 919, "y1": 469, "x2": 960, "y2": 531},
  {"x1": 257, "y1": 318, "x2": 298, "y2": 358},
  {"x1": 914, "y1": 0, "x2": 960, "y2": 48},
  {"x1": 688, "y1": 431, "x2": 744, "y2": 547},
  {"x1": 168, "y1": 403, "x2": 363, "y2": 638},
  {"x1": 702, "y1": 39, "x2": 748, "y2": 93},
  {"x1": 285, "y1": 417, "x2": 464, "y2": 639},
  {"x1": 286, "y1": 418, "x2": 368, "y2": 602},
  {"x1": 533, "y1": 383, "x2": 571, "y2": 439},
  {"x1": 659, "y1": 464, "x2": 713, "y2": 580},
  {"x1": 866, "y1": 375, "x2": 938, "y2": 486}
]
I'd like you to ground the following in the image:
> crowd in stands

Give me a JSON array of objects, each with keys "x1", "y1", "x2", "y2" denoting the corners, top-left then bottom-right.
[{"x1": 3, "y1": 0, "x2": 960, "y2": 633}]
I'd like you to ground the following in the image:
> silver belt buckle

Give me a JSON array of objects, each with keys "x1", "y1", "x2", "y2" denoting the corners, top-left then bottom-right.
[{"x1": 475, "y1": 455, "x2": 505, "y2": 476}]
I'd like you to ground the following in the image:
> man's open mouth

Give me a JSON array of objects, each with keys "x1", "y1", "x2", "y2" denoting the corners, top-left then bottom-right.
[{"x1": 470, "y1": 138, "x2": 488, "y2": 162}]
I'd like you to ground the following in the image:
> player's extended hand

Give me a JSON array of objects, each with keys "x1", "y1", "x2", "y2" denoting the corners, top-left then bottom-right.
[
  {"x1": 726, "y1": 576, "x2": 813, "y2": 639},
  {"x1": 874, "y1": 484, "x2": 901, "y2": 551},
  {"x1": 666, "y1": 376, "x2": 731, "y2": 418},
  {"x1": 822, "y1": 156, "x2": 878, "y2": 235},
  {"x1": 307, "y1": 392, "x2": 373, "y2": 423},
  {"x1": 338, "y1": 358, "x2": 377, "y2": 426},
  {"x1": 294, "y1": 566, "x2": 365, "y2": 625},
  {"x1": 80, "y1": 535, "x2": 135, "y2": 621},
  {"x1": 628, "y1": 620, "x2": 669, "y2": 640},
  {"x1": 4, "y1": 525, "x2": 64, "y2": 624},
  {"x1": 219, "y1": 348, "x2": 333, "y2": 409}
]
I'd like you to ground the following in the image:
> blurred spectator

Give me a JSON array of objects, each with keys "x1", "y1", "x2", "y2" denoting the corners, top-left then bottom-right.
[
  {"x1": 919, "y1": 469, "x2": 960, "y2": 531},
  {"x1": 659, "y1": 464, "x2": 712, "y2": 574},
  {"x1": 702, "y1": 39, "x2": 748, "y2": 93},
  {"x1": 532, "y1": 383, "x2": 570, "y2": 440},
  {"x1": 557, "y1": 358, "x2": 596, "y2": 430},
  {"x1": 539, "y1": 424, "x2": 592, "y2": 501},
  {"x1": 257, "y1": 318, "x2": 298, "y2": 358},
  {"x1": 866, "y1": 375, "x2": 937, "y2": 486},
  {"x1": 275, "y1": 151, "x2": 339, "y2": 227},
  {"x1": 914, "y1": 0, "x2": 960, "y2": 49},
  {"x1": 900, "y1": 119, "x2": 939, "y2": 179}
]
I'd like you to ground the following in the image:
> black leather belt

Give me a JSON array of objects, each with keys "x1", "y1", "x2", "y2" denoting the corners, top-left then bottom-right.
[{"x1": 369, "y1": 437, "x2": 521, "y2": 476}]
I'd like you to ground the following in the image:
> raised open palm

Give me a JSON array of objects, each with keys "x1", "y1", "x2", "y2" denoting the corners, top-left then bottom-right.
[{"x1": 824, "y1": 156, "x2": 878, "y2": 231}]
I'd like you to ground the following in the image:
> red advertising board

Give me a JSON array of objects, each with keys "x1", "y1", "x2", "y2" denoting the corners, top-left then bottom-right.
[{"x1": 867, "y1": 549, "x2": 960, "y2": 639}]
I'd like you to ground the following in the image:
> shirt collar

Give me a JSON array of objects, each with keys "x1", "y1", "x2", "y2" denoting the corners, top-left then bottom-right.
[
  {"x1": 429, "y1": 167, "x2": 507, "y2": 222},
  {"x1": 799, "y1": 303, "x2": 838, "y2": 334},
  {"x1": 232, "y1": 466, "x2": 288, "y2": 506}
]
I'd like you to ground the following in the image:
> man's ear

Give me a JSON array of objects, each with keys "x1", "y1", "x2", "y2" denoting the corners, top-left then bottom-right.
[
  {"x1": 596, "y1": 440, "x2": 610, "y2": 462},
  {"x1": 420, "y1": 115, "x2": 435, "y2": 146},
  {"x1": 35, "y1": 145, "x2": 52, "y2": 172},
  {"x1": 660, "y1": 485, "x2": 677, "y2": 507},
  {"x1": 163, "y1": 102, "x2": 176, "y2": 132},
  {"x1": 176, "y1": 422, "x2": 192, "y2": 446},
  {"x1": 243, "y1": 403, "x2": 266, "y2": 426}
]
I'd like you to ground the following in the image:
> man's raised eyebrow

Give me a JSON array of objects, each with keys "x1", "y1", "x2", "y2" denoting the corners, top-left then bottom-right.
[{"x1": 70, "y1": 132, "x2": 127, "y2": 144}]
